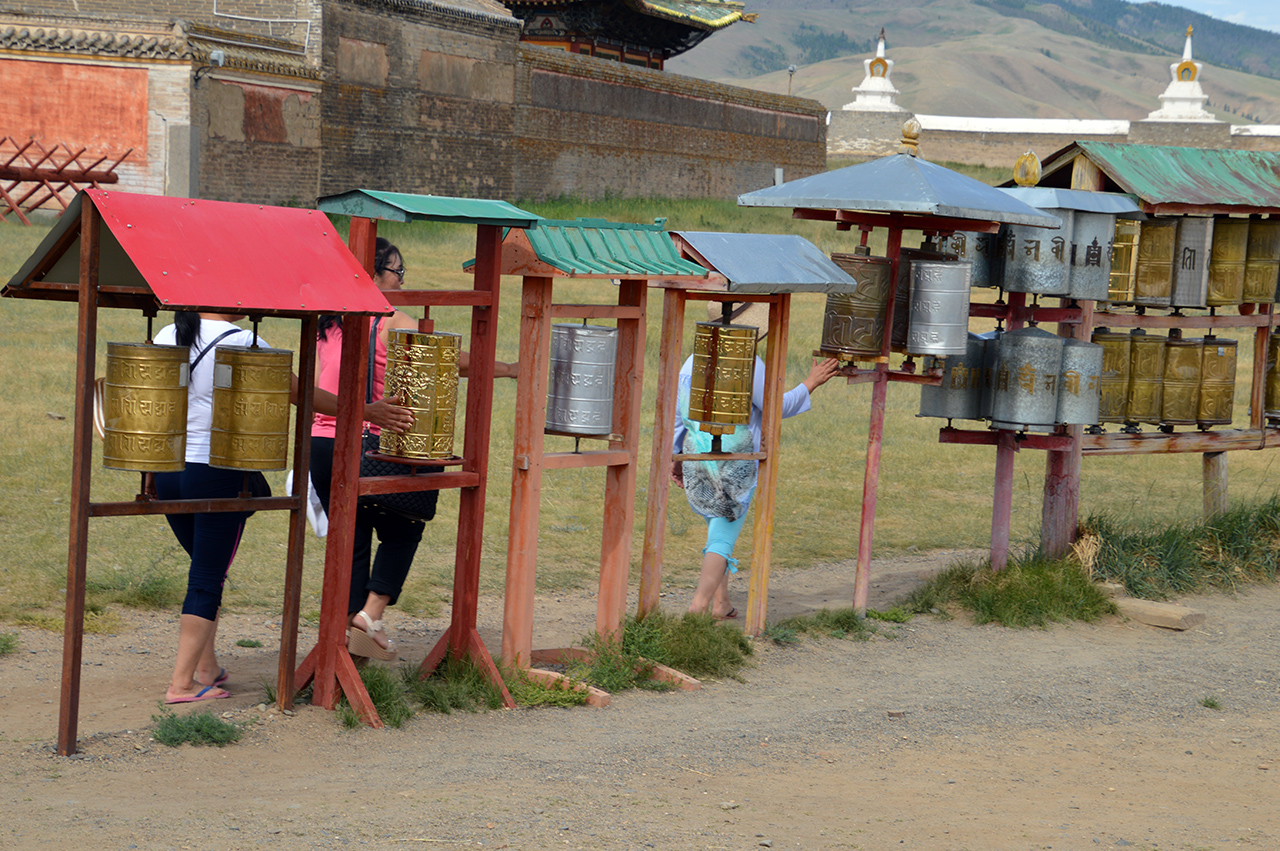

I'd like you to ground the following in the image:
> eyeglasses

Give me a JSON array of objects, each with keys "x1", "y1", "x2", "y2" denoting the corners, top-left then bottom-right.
[{"x1": 382, "y1": 266, "x2": 406, "y2": 280}]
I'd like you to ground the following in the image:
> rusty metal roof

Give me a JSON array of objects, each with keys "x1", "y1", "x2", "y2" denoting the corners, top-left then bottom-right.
[
  {"x1": 1036, "y1": 141, "x2": 1280, "y2": 216},
  {"x1": 316, "y1": 189, "x2": 541, "y2": 228},
  {"x1": 3, "y1": 190, "x2": 392, "y2": 317}
]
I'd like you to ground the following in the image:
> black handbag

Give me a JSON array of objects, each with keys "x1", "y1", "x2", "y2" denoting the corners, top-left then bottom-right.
[{"x1": 357, "y1": 319, "x2": 438, "y2": 523}]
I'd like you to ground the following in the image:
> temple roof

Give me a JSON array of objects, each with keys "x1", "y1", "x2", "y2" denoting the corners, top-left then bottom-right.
[{"x1": 509, "y1": 0, "x2": 745, "y2": 30}]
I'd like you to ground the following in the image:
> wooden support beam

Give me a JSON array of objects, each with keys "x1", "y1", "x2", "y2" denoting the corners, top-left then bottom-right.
[{"x1": 1204, "y1": 451, "x2": 1228, "y2": 519}]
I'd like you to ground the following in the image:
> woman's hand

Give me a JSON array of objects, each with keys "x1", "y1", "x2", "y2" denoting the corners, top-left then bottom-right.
[
  {"x1": 670, "y1": 458, "x2": 685, "y2": 489},
  {"x1": 802, "y1": 357, "x2": 843, "y2": 393},
  {"x1": 365, "y1": 392, "x2": 414, "y2": 434}
]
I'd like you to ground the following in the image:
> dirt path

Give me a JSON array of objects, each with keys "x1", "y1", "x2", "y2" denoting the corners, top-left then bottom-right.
[{"x1": 3, "y1": 550, "x2": 1279, "y2": 850}]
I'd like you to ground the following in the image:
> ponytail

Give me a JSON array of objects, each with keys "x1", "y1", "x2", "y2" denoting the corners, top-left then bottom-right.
[{"x1": 174, "y1": 311, "x2": 200, "y2": 348}]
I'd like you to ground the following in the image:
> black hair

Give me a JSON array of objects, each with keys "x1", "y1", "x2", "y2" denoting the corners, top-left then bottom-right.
[
  {"x1": 319, "y1": 237, "x2": 401, "y2": 342},
  {"x1": 174, "y1": 311, "x2": 201, "y2": 348}
]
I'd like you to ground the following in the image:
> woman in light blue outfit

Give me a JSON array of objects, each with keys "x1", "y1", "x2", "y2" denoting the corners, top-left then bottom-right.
[{"x1": 671, "y1": 302, "x2": 840, "y2": 619}]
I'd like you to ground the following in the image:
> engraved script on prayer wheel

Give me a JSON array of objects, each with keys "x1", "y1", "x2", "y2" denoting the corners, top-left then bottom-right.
[
  {"x1": 1133, "y1": 218, "x2": 1178, "y2": 307},
  {"x1": 1108, "y1": 218, "x2": 1142, "y2": 303},
  {"x1": 1161, "y1": 334, "x2": 1203, "y2": 427},
  {"x1": 918, "y1": 333, "x2": 984, "y2": 421},
  {"x1": 945, "y1": 231, "x2": 1000, "y2": 288},
  {"x1": 1171, "y1": 217, "x2": 1214, "y2": 309},
  {"x1": 102, "y1": 342, "x2": 190, "y2": 472},
  {"x1": 380, "y1": 330, "x2": 461, "y2": 460},
  {"x1": 990, "y1": 326, "x2": 1064, "y2": 432},
  {"x1": 1207, "y1": 219, "x2": 1249, "y2": 306},
  {"x1": 1092, "y1": 330, "x2": 1131, "y2": 425},
  {"x1": 690, "y1": 322, "x2": 757, "y2": 435},
  {"x1": 1198, "y1": 336, "x2": 1237, "y2": 428},
  {"x1": 906, "y1": 260, "x2": 972, "y2": 357},
  {"x1": 1002, "y1": 217, "x2": 1072, "y2": 296},
  {"x1": 822, "y1": 251, "x2": 891, "y2": 360},
  {"x1": 209, "y1": 345, "x2": 293, "y2": 471},
  {"x1": 1125, "y1": 330, "x2": 1166, "y2": 426},
  {"x1": 1066, "y1": 211, "x2": 1116, "y2": 302},
  {"x1": 1054, "y1": 338, "x2": 1103, "y2": 426},
  {"x1": 1244, "y1": 219, "x2": 1280, "y2": 304},
  {"x1": 545, "y1": 324, "x2": 618, "y2": 437}
]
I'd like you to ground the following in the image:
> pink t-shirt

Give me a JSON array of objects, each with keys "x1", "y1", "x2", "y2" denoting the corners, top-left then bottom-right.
[{"x1": 311, "y1": 320, "x2": 388, "y2": 438}]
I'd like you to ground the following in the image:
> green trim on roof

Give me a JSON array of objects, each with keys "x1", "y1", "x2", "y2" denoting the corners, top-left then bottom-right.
[
  {"x1": 317, "y1": 189, "x2": 541, "y2": 227},
  {"x1": 626, "y1": 0, "x2": 744, "y2": 29},
  {"x1": 1074, "y1": 142, "x2": 1280, "y2": 209},
  {"x1": 525, "y1": 217, "x2": 709, "y2": 276}
]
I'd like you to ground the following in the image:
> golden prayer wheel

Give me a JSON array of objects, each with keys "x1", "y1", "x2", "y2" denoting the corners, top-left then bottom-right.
[
  {"x1": 1265, "y1": 333, "x2": 1280, "y2": 422},
  {"x1": 1125, "y1": 330, "x2": 1166, "y2": 426},
  {"x1": 1161, "y1": 333, "x2": 1203, "y2": 427},
  {"x1": 1207, "y1": 219, "x2": 1249, "y2": 306},
  {"x1": 690, "y1": 321, "x2": 757, "y2": 435},
  {"x1": 1108, "y1": 218, "x2": 1141, "y2": 303},
  {"x1": 1243, "y1": 219, "x2": 1280, "y2": 304},
  {"x1": 1198, "y1": 336, "x2": 1237, "y2": 428},
  {"x1": 1133, "y1": 218, "x2": 1178, "y2": 307},
  {"x1": 1092, "y1": 330, "x2": 1131, "y2": 425},
  {"x1": 102, "y1": 342, "x2": 190, "y2": 472},
  {"x1": 822, "y1": 250, "x2": 892, "y2": 360},
  {"x1": 209, "y1": 345, "x2": 293, "y2": 471},
  {"x1": 379, "y1": 330, "x2": 461, "y2": 460}
]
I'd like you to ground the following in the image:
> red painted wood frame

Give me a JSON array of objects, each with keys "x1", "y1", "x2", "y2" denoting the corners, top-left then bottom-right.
[
  {"x1": 294, "y1": 217, "x2": 514, "y2": 726},
  {"x1": 637, "y1": 289, "x2": 791, "y2": 638},
  {"x1": 56, "y1": 201, "x2": 316, "y2": 755},
  {"x1": 500, "y1": 276, "x2": 646, "y2": 677}
]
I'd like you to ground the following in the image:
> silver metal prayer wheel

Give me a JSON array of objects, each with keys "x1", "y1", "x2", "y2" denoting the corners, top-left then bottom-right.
[
  {"x1": 102, "y1": 342, "x2": 190, "y2": 472},
  {"x1": 1161, "y1": 333, "x2": 1203, "y2": 427},
  {"x1": 1265, "y1": 332, "x2": 1280, "y2": 423},
  {"x1": 918, "y1": 333, "x2": 984, "y2": 421},
  {"x1": 1198, "y1": 336, "x2": 1237, "y2": 428},
  {"x1": 822, "y1": 250, "x2": 892, "y2": 360},
  {"x1": 944, "y1": 231, "x2": 1000, "y2": 288},
  {"x1": 1125, "y1": 330, "x2": 1166, "y2": 426},
  {"x1": 906, "y1": 260, "x2": 972, "y2": 357},
  {"x1": 1066, "y1": 211, "x2": 1116, "y2": 302},
  {"x1": 1054, "y1": 338, "x2": 1103, "y2": 426},
  {"x1": 1207, "y1": 219, "x2": 1249, "y2": 306},
  {"x1": 1171, "y1": 217, "x2": 1214, "y2": 309},
  {"x1": 1001, "y1": 217, "x2": 1073, "y2": 296},
  {"x1": 977, "y1": 330, "x2": 1002, "y2": 420},
  {"x1": 1108, "y1": 218, "x2": 1141, "y2": 303},
  {"x1": 545, "y1": 324, "x2": 617, "y2": 437},
  {"x1": 690, "y1": 321, "x2": 757, "y2": 435},
  {"x1": 1092, "y1": 330, "x2": 1131, "y2": 425},
  {"x1": 209, "y1": 345, "x2": 293, "y2": 471},
  {"x1": 1133, "y1": 218, "x2": 1178, "y2": 308},
  {"x1": 990, "y1": 326, "x2": 1064, "y2": 432},
  {"x1": 380, "y1": 330, "x2": 461, "y2": 460},
  {"x1": 892, "y1": 247, "x2": 955, "y2": 352},
  {"x1": 1244, "y1": 219, "x2": 1280, "y2": 304}
]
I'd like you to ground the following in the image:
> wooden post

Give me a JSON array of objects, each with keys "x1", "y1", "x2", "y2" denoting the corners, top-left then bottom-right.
[
  {"x1": 597, "y1": 279, "x2": 645, "y2": 638},
  {"x1": 1040, "y1": 299, "x2": 1093, "y2": 558},
  {"x1": 1204, "y1": 451, "x2": 1228, "y2": 518},
  {"x1": 58, "y1": 198, "x2": 100, "y2": 756},
  {"x1": 991, "y1": 429, "x2": 1017, "y2": 571},
  {"x1": 744, "y1": 295, "x2": 789, "y2": 636},
  {"x1": 638, "y1": 288, "x2": 686, "y2": 618}
]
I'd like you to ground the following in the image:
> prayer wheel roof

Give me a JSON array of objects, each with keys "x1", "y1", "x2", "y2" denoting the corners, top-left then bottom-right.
[
  {"x1": 669, "y1": 232, "x2": 858, "y2": 294},
  {"x1": 316, "y1": 189, "x2": 541, "y2": 228},
  {"x1": 997, "y1": 187, "x2": 1146, "y2": 218},
  {"x1": 3, "y1": 190, "x2": 393, "y2": 318},
  {"x1": 489, "y1": 217, "x2": 711, "y2": 280}
]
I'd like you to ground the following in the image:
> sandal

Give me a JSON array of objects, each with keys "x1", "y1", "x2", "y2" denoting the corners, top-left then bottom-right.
[{"x1": 346, "y1": 611, "x2": 397, "y2": 661}]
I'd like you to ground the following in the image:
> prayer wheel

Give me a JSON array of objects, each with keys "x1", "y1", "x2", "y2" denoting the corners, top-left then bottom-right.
[
  {"x1": 906, "y1": 260, "x2": 972, "y2": 357},
  {"x1": 1066, "y1": 211, "x2": 1116, "y2": 302},
  {"x1": 1171, "y1": 217, "x2": 1214, "y2": 309},
  {"x1": 1265, "y1": 332, "x2": 1280, "y2": 422},
  {"x1": 1108, "y1": 218, "x2": 1142, "y2": 303},
  {"x1": 944, "y1": 231, "x2": 1000, "y2": 288},
  {"x1": 1197, "y1": 336, "x2": 1237, "y2": 428},
  {"x1": 918, "y1": 333, "x2": 984, "y2": 421},
  {"x1": 1002, "y1": 216, "x2": 1072, "y2": 296},
  {"x1": 977, "y1": 330, "x2": 1002, "y2": 420},
  {"x1": 1207, "y1": 218, "x2": 1249, "y2": 306},
  {"x1": 101, "y1": 342, "x2": 190, "y2": 472},
  {"x1": 990, "y1": 326, "x2": 1064, "y2": 432},
  {"x1": 1161, "y1": 333, "x2": 1203, "y2": 427},
  {"x1": 690, "y1": 321, "x2": 757, "y2": 435},
  {"x1": 545, "y1": 324, "x2": 618, "y2": 437},
  {"x1": 379, "y1": 330, "x2": 461, "y2": 460},
  {"x1": 209, "y1": 345, "x2": 293, "y2": 471},
  {"x1": 1093, "y1": 329, "x2": 1131, "y2": 424},
  {"x1": 1125, "y1": 330, "x2": 1166, "y2": 426},
  {"x1": 1054, "y1": 338, "x2": 1103, "y2": 426},
  {"x1": 822, "y1": 249, "x2": 892, "y2": 360},
  {"x1": 1244, "y1": 219, "x2": 1280, "y2": 304},
  {"x1": 1133, "y1": 218, "x2": 1178, "y2": 308}
]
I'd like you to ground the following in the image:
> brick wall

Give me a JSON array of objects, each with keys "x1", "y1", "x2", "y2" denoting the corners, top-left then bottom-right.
[
  {"x1": 918, "y1": 130, "x2": 1127, "y2": 170},
  {"x1": 829, "y1": 111, "x2": 914, "y2": 159},
  {"x1": 1127, "y1": 120, "x2": 1234, "y2": 149}
]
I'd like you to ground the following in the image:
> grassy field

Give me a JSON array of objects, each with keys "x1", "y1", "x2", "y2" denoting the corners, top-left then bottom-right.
[{"x1": 3, "y1": 193, "x2": 1278, "y2": 626}]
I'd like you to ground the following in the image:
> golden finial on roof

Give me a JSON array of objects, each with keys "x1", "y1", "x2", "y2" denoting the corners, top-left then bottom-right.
[
  {"x1": 1013, "y1": 150, "x2": 1042, "y2": 187},
  {"x1": 899, "y1": 117, "x2": 921, "y2": 157},
  {"x1": 1187, "y1": 25, "x2": 1193, "y2": 37}
]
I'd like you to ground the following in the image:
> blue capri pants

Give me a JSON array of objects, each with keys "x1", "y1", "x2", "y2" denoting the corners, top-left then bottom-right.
[{"x1": 154, "y1": 463, "x2": 248, "y2": 621}]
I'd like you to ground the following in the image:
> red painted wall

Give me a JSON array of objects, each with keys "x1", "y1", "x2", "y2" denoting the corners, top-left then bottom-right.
[{"x1": 0, "y1": 60, "x2": 148, "y2": 158}]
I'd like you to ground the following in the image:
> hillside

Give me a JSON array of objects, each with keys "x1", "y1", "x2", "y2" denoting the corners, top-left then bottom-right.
[{"x1": 666, "y1": 0, "x2": 1280, "y2": 123}]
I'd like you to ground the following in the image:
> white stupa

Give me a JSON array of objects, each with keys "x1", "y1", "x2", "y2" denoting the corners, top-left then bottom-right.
[
  {"x1": 843, "y1": 29, "x2": 904, "y2": 112},
  {"x1": 1145, "y1": 26, "x2": 1216, "y2": 122}
]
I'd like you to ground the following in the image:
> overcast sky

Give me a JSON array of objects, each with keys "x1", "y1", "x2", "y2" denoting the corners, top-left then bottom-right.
[{"x1": 1141, "y1": 0, "x2": 1280, "y2": 35}]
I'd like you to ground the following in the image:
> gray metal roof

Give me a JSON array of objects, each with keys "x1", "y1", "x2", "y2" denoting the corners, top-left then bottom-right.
[
  {"x1": 998, "y1": 187, "x2": 1146, "y2": 219},
  {"x1": 739, "y1": 154, "x2": 1061, "y2": 227},
  {"x1": 671, "y1": 231, "x2": 857, "y2": 293}
]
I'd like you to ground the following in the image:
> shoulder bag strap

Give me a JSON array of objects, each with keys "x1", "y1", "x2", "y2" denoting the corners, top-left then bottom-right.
[
  {"x1": 191, "y1": 328, "x2": 241, "y2": 373},
  {"x1": 365, "y1": 318, "x2": 381, "y2": 404}
]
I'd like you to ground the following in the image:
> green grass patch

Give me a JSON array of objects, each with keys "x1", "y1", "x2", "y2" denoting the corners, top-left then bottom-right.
[
  {"x1": 568, "y1": 612, "x2": 752, "y2": 688},
  {"x1": 236, "y1": 638, "x2": 263, "y2": 648},
  {"x1": 338, "y1": 663, "x2": 416, "y2": 729},
  {"x1": 412, "y1": 655, "x2": 510, "y2": 714},
  {"x1": 0, "y1": 632, "x2": 18, "y2": 654},
  {"x1": 901, "y1": 555, "x2": 1117, "y2": 628},
  {"x1": 1200, "y1": 695, "x2": 1222, "y2": 710},
  {"x1": 151, "y1": 709, "x2": 244, "y2": 747},
  {"x1": 85, "y1": 561, "x2": 183, "y2": 609},
  {"x1": 14, "y1": 608, "x2": 125, "y2": 634},
  {"x1": 770, "y1": 607, "x2": 881, "y2": 641}
]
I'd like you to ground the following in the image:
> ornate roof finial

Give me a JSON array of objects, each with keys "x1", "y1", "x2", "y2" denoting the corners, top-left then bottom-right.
[
  {"x1": 1187, "y1": 25, "x2": 1193, "y2": 38},
  {"x1": 1013, "y1": 150, "x2": 1041, "y2": 187},
  {"x1": 899, "y1": 117, "x2": 922, "y2": 157}
]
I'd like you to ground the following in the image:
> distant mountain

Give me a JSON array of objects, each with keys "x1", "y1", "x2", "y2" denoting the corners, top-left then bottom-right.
[{"x1": 666, "y1": 0, "x2": 1280, "y2": 124}]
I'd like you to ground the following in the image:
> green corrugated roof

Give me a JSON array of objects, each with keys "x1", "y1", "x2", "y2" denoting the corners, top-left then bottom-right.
[
  {"x1": 523, "y1": 217, "x2": 710, "y2": 276},
  {"x1": 316, "y1": 189, "x2": 541, "y2": 227},
  {"x1": 1066, "y1": 142, "x2": 1280, "y2": 211}
]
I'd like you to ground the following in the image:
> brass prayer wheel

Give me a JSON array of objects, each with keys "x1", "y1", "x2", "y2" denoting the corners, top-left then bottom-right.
[
  {"x1": 1207, "y1": 218, "x2": 1249, "y2": 306},
  {"x1": 545, "y1": 324, "x2": 617, "y2": 437},
  {"x1": 209, "y1": 345, "x2": 293, "y2": 471},
  {"x1": 1161, "y1": 333, "x2": 1203, "y2": 427},
  {"x1": 1092, "y1": 330, "x2": 1131, "y2": 425},
  {"x1": 690, "y1": 321, "x2": 757, "y2": 435},
  {"x1": 102, "y1": 342, "x2": 190, "y2": 472},
  {"x1": 1125, "y1": 330, "x2": 1166, "y2": 426},
  {"x1": 380, "y1": 330, "x2": 461, "y2": 460},
  {"x1": 1198, "y1": 336, "x2": 1237, "y2": 428},
  {"x1": 1265, "y1": 333, "x2": 1280, "y2": 422},
  {"x1": 1244, "y1": 219, "x2": 1280, "y2": 304},
  {"x1": 1133, "y1": 218, "x2": 1178, "y2": 307},
  {"x1": 822, "y1": 250, "x2": 891, "y2": 360},
  {"x1": 1108, "y1": 218, "x2": 1141, "y2": 303},
  {"x1": 1171, "y1": 217, "x2": 1214, "y2": 309}
]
